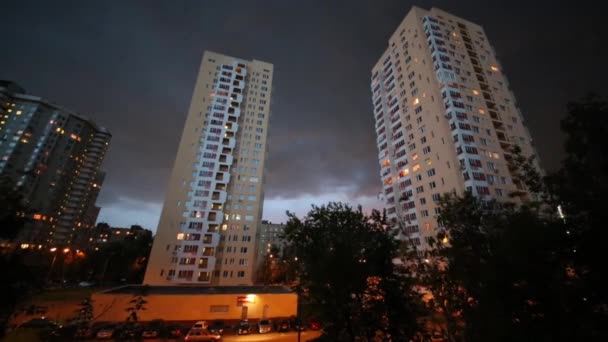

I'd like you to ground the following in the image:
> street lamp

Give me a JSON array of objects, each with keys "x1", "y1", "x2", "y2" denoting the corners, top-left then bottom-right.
[
  {"x1": 46, "y1": 248, "x2": 58, "y2": 284},
  {"x1": 294, "y1": 256, "x2": 302, "y2": 342}
]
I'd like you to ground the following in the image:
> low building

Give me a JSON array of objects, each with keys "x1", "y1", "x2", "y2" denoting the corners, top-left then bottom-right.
[
  {"x1": 92, "y1": 285, "x2": 296, "y2": 323},
  {"x1": 82, "y1": 223, "x2": 152, "y2": 250}
]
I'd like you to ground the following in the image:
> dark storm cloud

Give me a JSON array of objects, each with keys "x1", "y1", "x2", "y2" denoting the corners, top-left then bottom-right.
[{"x1": 1, "y1": 0, "x2": 606, "y2": 227}]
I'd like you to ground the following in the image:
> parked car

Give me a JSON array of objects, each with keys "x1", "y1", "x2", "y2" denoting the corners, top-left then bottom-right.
[
  {"x1": 258, "y1": 319, "x2": 272, "y2": 334},
  {"x1": 309, "y1": 320, "x2": 321, "y2": 331},
  {"x1": 289, "y1": 317, "x2": 306, "y2": 331},
  {"x1": 95, "y1": 324, "x2": 117, "y2": 339},
  {"x1": 78, "y1": 281, "x2": 96, "y2": 287},
  {"x1": 184, "y1": 328, "x2": 222, "y2": 341},
  {"x1": 430, "y1": 330, "x2": 446, "y2": 342},
  {"x1": 141, "y1": 328, "x2": 159, "y2": 338},
  {"x1": 277, "y1": 319, "x2": 290, "y2": 332},
  {"x1": 193, "y1": 320, "x2": 208, "y2": 330},
  {"x1": 167, "y1": 324, "x2": 186, "y2": 338},
  {"x1": 208, "y1": 320, "x2": 225, "y2": 335},
  {"x1": 19, "y1": 318, "x2": 60, "y2": 330},
  {"x1": 117, "y1": 324, "x2": 142, "y2": 339},
  {"x1": 237, "y1": 320, "x2": 250, "y2": 335}
]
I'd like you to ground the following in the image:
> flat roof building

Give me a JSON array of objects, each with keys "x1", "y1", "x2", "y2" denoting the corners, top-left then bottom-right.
[
  {"x1": 371, "y1": 8, "x2": 541, "y2": 250},
  {"x1": 144, "y1": 51, "x2": 274, "y2": 286},
  {"x1": 0, "y1": 81, "x2": 111, "y2": 248}
]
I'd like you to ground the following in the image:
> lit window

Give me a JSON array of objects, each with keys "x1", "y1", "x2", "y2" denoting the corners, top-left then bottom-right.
[
  {"x1": 413, "y1": 164, "x2": 420, "y2": 172},
  {"x1": 177, "y1": 233, "x2": 184, "y2": 240},
  {"x1": 490, "y1": 66, "x2": 499, "y2": 71},
  {"x1": 472, "y1": 90, "x2": 479, "y2": 95}
]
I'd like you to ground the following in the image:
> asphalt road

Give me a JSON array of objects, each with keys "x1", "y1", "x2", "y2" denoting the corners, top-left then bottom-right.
[
  {"x1": 88, "y1": 331, "x2": 322, "y2": 342},
  {"x1": 222, "y1": 330, "x2": 322, "y2": 341}
]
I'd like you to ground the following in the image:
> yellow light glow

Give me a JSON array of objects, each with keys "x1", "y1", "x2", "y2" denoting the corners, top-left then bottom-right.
[
  {"x1": 246, "y1": 294, "x2": 256, "y2": 302},
  {"x1": 491, "y1": 66, "x2": 499, "y2": 72},
  {"x1": 442, "y1": 237, "x2": 449, "y2": 244},
  {"x1": 50, "y1": 247, "x2": 57, "y2": 252},
  {"x1": 413, "y1": 98, "x2": 419, "y2": 105},
  {"x1": 63, "y1": 248, "x2": 70, "y2": 253},
  {"x1": 472, "y1": 90, "x2": 479, "y2": 95},
  {"x1": 413, "y1": 164, "x2": 420, "y2": 172},
  {"x1": 20, "y1": 244, "x2": 29, "y2": 249},
  {"x1": 177, "y1": 233, "x2": 184, "y2": 240},
  {"x1": 16, "y1": 110, "x2": 22, "y2": 115}
]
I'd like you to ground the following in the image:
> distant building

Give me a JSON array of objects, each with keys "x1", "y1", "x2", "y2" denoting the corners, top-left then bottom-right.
[
  {"x1": 256, "y1": 220, "x2": 286, "y2": 265},
  {"x1": 371, "y1": 7, "x2": 541, "y2": 250},
  {"x1": 85, "y1": 223, "x2": 153, "y2": 250},
  {"x1": 144, "y1": 51, "x2": 274, "y2": 286},
  {"x1": 0, "y1": 81, "x2": 111, "y2": 248}
]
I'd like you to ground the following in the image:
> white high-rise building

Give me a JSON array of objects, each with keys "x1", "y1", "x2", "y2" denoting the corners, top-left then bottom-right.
[
  {"x1": 371, "y1": 7, "x2": 539, "y2": 250},
  {"x1": 145, "y1": 51, "x2": 273, "y2": 286}
]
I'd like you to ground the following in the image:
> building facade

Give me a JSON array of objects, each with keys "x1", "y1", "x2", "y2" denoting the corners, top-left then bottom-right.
[
  {"x1": 256, "y1": 220, "x2": 286, "y2": 266},
  {"x1": 85, "y1": 223, "x2": 152, "y2": 250},
  {"x1": 144, "y1": 51, "x2": 273, "y2": 286},
  {"x1": 0, "y1": 81, "x2": 111, "y2": 248},
  {"x1": 371, "y1": 7, "x2": 539, "y2": 250}
]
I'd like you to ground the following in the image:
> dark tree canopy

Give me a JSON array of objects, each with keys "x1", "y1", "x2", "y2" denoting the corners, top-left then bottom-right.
[{"x1": 282, "y1": 202, "x2": 421, "y2": 341}]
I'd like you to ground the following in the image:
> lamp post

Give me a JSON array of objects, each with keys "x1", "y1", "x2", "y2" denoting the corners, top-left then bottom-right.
[
  {"x1": 45, "y1": 247, "x2": 58, "y2": 284},
  {"x1": 60, "y1": 248, "x2": 70, "y2": 286},
  {"x1": 294, "y1": 256, "x2": 301, "y2": 342}
]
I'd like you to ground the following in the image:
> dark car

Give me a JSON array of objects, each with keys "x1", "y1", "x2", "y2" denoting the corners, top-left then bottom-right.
[
  {"x1": 237, "y1": 320, "x2": 250, "y2": 335},
  {"x1": 277, "y1": 320, "x2": 290, "y2": 332},
  {"x1": 208, "y1": 320, "x2": 225, "y2": 335},
  {"x1": 289, "y1": 317, "x2": 306, "y2": 332},
  {"x1": 20, "y1": 318, "x2": 60, "y2": 330},
  {"x1": 167, "y1": 324, "x2": 186, "y2": 338},
  {"x1": 117, "y1": 323, "x2": 142, "y2": 339},
  {"x1": 309, "y1": 319, "x2": 321, "y2": 331}
]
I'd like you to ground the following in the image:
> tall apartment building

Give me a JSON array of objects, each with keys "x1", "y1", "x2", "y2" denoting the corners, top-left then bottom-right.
[
  {"x1": 0, "y1": 81, "x2": 111, "y2": 248},
  {"x1": 144, "y1": 51, "x2": 273, "y2": 286},
  {"x1": 371, "y1": 7, "x2": 539, "y2": 250}
]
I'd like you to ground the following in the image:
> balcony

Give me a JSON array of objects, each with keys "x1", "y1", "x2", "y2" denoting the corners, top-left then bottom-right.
[
  {"x1": 225, "y1": 122, "x2": 238, "y2": 133},
  {"x1": 218, "y1": 154, "x2": 233, "y2": 166},
  {"x1": 207, "y1": 211, "x2": 222, "y2": 225},
  {"x1": 227, "y1": 106, "x2": 241, "y2": 117},
  {"x1": 222, "y1": 137, "x2": 236, "y2": 148},
  {"x1": 211, "y1": 191, "x2": 227, "y2": 202}
]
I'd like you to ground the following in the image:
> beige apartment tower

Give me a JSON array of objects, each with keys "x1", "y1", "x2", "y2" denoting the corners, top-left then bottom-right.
[
  {"x1": 372, "y1": 7, "x2": 539, "y2": 250},
  {"x1": 145, "y1": 51, "x2": 273, "y2": 286}
]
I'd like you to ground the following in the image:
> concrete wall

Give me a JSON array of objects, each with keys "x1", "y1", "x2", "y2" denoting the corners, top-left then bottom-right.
[{"x1": 92, "y1": 292, "x2": 297, "y2": 322}]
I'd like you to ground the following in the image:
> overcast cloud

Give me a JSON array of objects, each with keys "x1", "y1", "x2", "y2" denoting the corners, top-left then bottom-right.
[{"x1": 1, "y1": 0, "x2": 606, "y2": 231}]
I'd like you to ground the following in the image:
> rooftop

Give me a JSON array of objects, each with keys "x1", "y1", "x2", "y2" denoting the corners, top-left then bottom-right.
[{"x1": 98, "y1": 285, "x2": 294, "y2": 295}]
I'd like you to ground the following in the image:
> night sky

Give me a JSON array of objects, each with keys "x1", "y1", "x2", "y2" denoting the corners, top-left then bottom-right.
[{"x1": 1, "y1": 0, "x2": 606, "y2": 231}]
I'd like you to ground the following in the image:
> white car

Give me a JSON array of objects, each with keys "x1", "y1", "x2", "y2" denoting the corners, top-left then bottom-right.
[
  {"x1": 184, "y1": 328, "x2": 222, "y2": 341},
  {"x1": 192, "y1": 321, "x2": 208, "y2": 330},
  {"x1": 258, "y1": 319, "x2": 272, "y2": 334},
  {"x1": 95, "y1": 326, "x2": 116, "y2": 339}
]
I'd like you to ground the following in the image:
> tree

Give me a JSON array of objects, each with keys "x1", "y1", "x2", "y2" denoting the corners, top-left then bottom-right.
[
  {"x1": 126, "y1": 286, "x2": 149, "y2": 323},
  {"x1": 544, "y1": 94, "x2": 608, "y2": 339},
  {"x1": 282, "y1": 203, "x2": 421, "y2": 341},
  {"x1": 428, "y1": 190, "x2": 588, "y2": 342}
]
